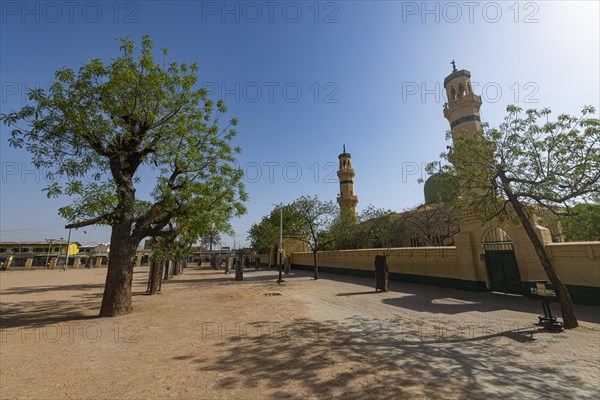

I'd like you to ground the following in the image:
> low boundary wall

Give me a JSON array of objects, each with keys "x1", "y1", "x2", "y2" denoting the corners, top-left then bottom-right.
[{"x1": 291, "y1": 242, "x2": 600, "y2": 306}]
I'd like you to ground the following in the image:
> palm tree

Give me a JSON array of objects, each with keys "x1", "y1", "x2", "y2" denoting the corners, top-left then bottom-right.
[{"x1": 201, "y1": 229, "x2": 221, "y2": 251}]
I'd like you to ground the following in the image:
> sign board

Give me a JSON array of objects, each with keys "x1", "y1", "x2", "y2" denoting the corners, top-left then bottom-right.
[{"x1": 525, "y1": 281, "x2": 558, "y2": 300}]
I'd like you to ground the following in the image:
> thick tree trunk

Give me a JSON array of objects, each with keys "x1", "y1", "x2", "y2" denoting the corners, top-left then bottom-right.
[
  {"x1": 158, "y1": 262, "x2": 164, "y2": 292},
  {"x1": 146, "y1": 263, "x2": 152, "y2": 293},
  {"x1": 313, "y1": 251, "x2": 319, "y2": 280},
  {"x1": 100, "y1": 154, "x2": 145, "y2": 317},
  {"x1": 147, "y1": 260, "x2": 162, "y2": 295},
  {"x1": 163, "y1": 260, "x2": 171, "y2": 280},
  {"x1": 173, "y1": 259, "x2": 180, "y2": 276},
  {"x1": 504, "y1": 184, "x2": 579, "y2": 328},
  {"x1": 99, "y1": 226, "x2": 138, "y2": 317}
]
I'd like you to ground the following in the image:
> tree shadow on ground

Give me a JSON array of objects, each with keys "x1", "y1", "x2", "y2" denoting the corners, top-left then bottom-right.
[
  {"x1": 0, "y1": 299, "x2": 99, "y2": 328},
  {"x1": 299, "y1": 270, "x2": 600, "y2": 325},
  {"x1": 162, "y1": 272, "x2": 302, "y2": 287},
  {"x1": 174, "y1": 316, "x2": 598, "y2": 399},
  {"x1": 0, "y1": 283, "x2": 106, "y2": 296},
  {"x1": 336, "y1": 291, "x2": 378, "y2": 296}
]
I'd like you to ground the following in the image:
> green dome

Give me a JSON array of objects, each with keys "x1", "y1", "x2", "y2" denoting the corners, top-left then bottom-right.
[{"x1": 424, "y1": 173, "x2": 458, "y2": 204}]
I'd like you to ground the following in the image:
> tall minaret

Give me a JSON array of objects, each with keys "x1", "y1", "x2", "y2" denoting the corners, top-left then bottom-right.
[
  {"x1": 337, "y1": 145, "x2": 358, "y2": 220},
  {"x1": 443, "y1": 60, "x2": 483, "y2": 148},
  {"x1": 443, "y1": 61, "x2": 484, "y2": 195}
]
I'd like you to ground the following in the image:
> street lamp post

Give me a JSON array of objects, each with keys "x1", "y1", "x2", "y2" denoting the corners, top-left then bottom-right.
[
  {"x1": 277, "y1": 204, "x2": 284, "y2": 283},
  {"x1": 64, "y1": 227, "x2": 72, "y2": 270},
  {"x1": 44, "y1": 237, "x2": 63, "y2": 269},
  {"x1": 270, "y1": 202, "x2": 285, "y2": 283},
  {"x1": 44, "y1": 239, "x2": 53, "y2": 270}
]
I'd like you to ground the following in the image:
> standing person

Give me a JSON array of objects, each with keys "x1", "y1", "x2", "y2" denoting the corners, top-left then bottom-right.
[{"x1": 284, "y1": 256, "x2": 291, "y2": 275}]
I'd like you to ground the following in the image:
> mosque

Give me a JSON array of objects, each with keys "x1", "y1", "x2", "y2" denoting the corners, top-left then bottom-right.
[
  {"x1": 288, "y1": 63, "x2": 599, "y2": 305},
  {"x1": 334, "y1": 63, "x2": 488, "y2": 248}
]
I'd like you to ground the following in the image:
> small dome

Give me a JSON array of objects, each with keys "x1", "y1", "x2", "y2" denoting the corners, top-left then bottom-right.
[{"x1": 424, "y1": 173, "x2": 458, "y2": 204}]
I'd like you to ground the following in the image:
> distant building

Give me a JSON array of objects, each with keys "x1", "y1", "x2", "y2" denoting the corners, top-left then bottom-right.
[
  {"x1": 0, "y1": 241, "x2": 79, "y2": 268},
  {"x1": 78, "y1": 243, "x2": 111, "y2": 267}
]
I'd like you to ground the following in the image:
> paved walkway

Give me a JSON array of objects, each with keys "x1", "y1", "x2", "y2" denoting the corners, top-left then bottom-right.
[
  {"x1": 275, "y1": 269, "x2": 600, "y2": 399},
  {"x1": 1, "y1": 266, "x2": 598, "y2": 399}
]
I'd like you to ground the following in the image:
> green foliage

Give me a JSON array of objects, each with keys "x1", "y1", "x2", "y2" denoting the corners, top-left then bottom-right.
[
  {"x1": 335, "y1": 204, "x2": 459, "y2": 250},
  {"x1": 2, "y1": 36, "x2": 249, "y2": 315},
  {"x1": 248, "y1": 203, "x2": 301, "y2": 254},
  {"x1": 560, "y1": 203, "x2": 600, "y2": 241},
  {"x1": 287, "y1": 195, "x2": 338, "y2": 253},
  {"x1": 357, "y1": 205, "x2": 394, "y2": 223},
  {"x1": 434, "y1": 105, "x2": 600, "y2": 223},
  {"x1": 427, "y1": 105, "x2": 599, "y2": 329},
  {"x1": 1, "y1": 35, "x2": 247, "y2": 242},
  {"x1": 338, "y1": 205, "x2": 395, "y2": 249}
]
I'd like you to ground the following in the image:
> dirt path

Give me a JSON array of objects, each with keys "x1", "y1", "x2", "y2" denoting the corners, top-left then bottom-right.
[{"x1": 1, "y1": 266, "x2": 598, "y2": 399}]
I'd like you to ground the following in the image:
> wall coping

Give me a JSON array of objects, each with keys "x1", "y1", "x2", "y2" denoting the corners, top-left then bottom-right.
[
  {"x1": 291, "y1": 246, "x2": 458, "y2": 255},
  {"x1": 546, "y1": 242, "x2": 600, "y2": 247}
]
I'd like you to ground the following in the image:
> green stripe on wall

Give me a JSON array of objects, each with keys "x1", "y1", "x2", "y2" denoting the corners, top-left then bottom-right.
[
  {"x1": 340, "y1": 180, "x2": 354, "y2": 185},
  {"x1": 291, "y1": 264, "x2": 486, "y2": 292},
  {"x1": 291, "y1": 264, "x2": 598, "y2": 305},
  {"x1": 565, "y1": 284, "x2": 600, "y2": 306}
]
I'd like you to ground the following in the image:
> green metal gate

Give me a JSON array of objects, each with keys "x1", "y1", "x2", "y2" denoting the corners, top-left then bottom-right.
[{"x1": 483, "y1": 229, "x2": 523, "y2": 295}]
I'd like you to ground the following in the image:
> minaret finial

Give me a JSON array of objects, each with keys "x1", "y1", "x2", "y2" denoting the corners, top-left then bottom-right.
[
  {"x1": 343, "y1": 144, "x2": 346, "y2": 153},
  {"x1": 451, "y1": 59, "x2": 457, "y2": 72}
]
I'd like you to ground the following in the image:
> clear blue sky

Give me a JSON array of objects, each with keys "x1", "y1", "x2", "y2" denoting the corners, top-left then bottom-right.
[{"x1": 1, "y1": 1, "x2": 599, "y2": 248}]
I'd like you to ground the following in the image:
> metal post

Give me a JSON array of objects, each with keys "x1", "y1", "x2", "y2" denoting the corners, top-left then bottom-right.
[
  {"x1": 44, "y1": 239, "x2": 53, "y2": 269},
  {"x1": 277, "y1": 204, "x2": 284, "y2": 283},
  {"x1": 64, "y1": 228, "x2": 72, "y2": 269}
]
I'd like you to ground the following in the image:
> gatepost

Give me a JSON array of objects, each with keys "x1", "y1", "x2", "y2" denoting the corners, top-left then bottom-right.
[{"x1": 375, "y1": 255, "x2": 389, "y2": 292}]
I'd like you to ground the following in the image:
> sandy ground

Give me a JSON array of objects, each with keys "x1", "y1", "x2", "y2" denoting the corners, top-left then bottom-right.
[{"x1": 1, "y1": 265, "x2": 599, "y2": 400}]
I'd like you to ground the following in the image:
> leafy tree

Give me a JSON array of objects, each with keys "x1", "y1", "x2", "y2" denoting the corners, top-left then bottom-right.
[
  {"x1": 560, "y1": 203, "x2": 600, "y2": 241},
  {"x1": 288, "y1": 196, "x2": 338, "y2": 279},
  {"x1": 248, "y1": 216, "x2": 278, "y2": 256},
  {"x1": 396, "y1": 203, "x2": 460, "y2": 247},
  {"x1": 334, "y1": 205, "x2": 394, "y2": 250},
  {"x1": 247, "y1": 204, "x2": 300, "y2": 267},
  {"x1": 146, "y1": 197, "x2": 239, "y2": 293},
  {"x1": 146, "y1": 234, "x2": 172, "y2": 295},
  {"x1": 359, "y1": 206, "x2": 398, "y2": 249},
  {"x1": 336, "y1": 204, "x2": 459, "y2": 250},
  {"x1": 439, "y1": 105, "x2": 599, "y2": 329},
  {"x1": 1, "y1": 36, "x2": 247, "y2": 316}
]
